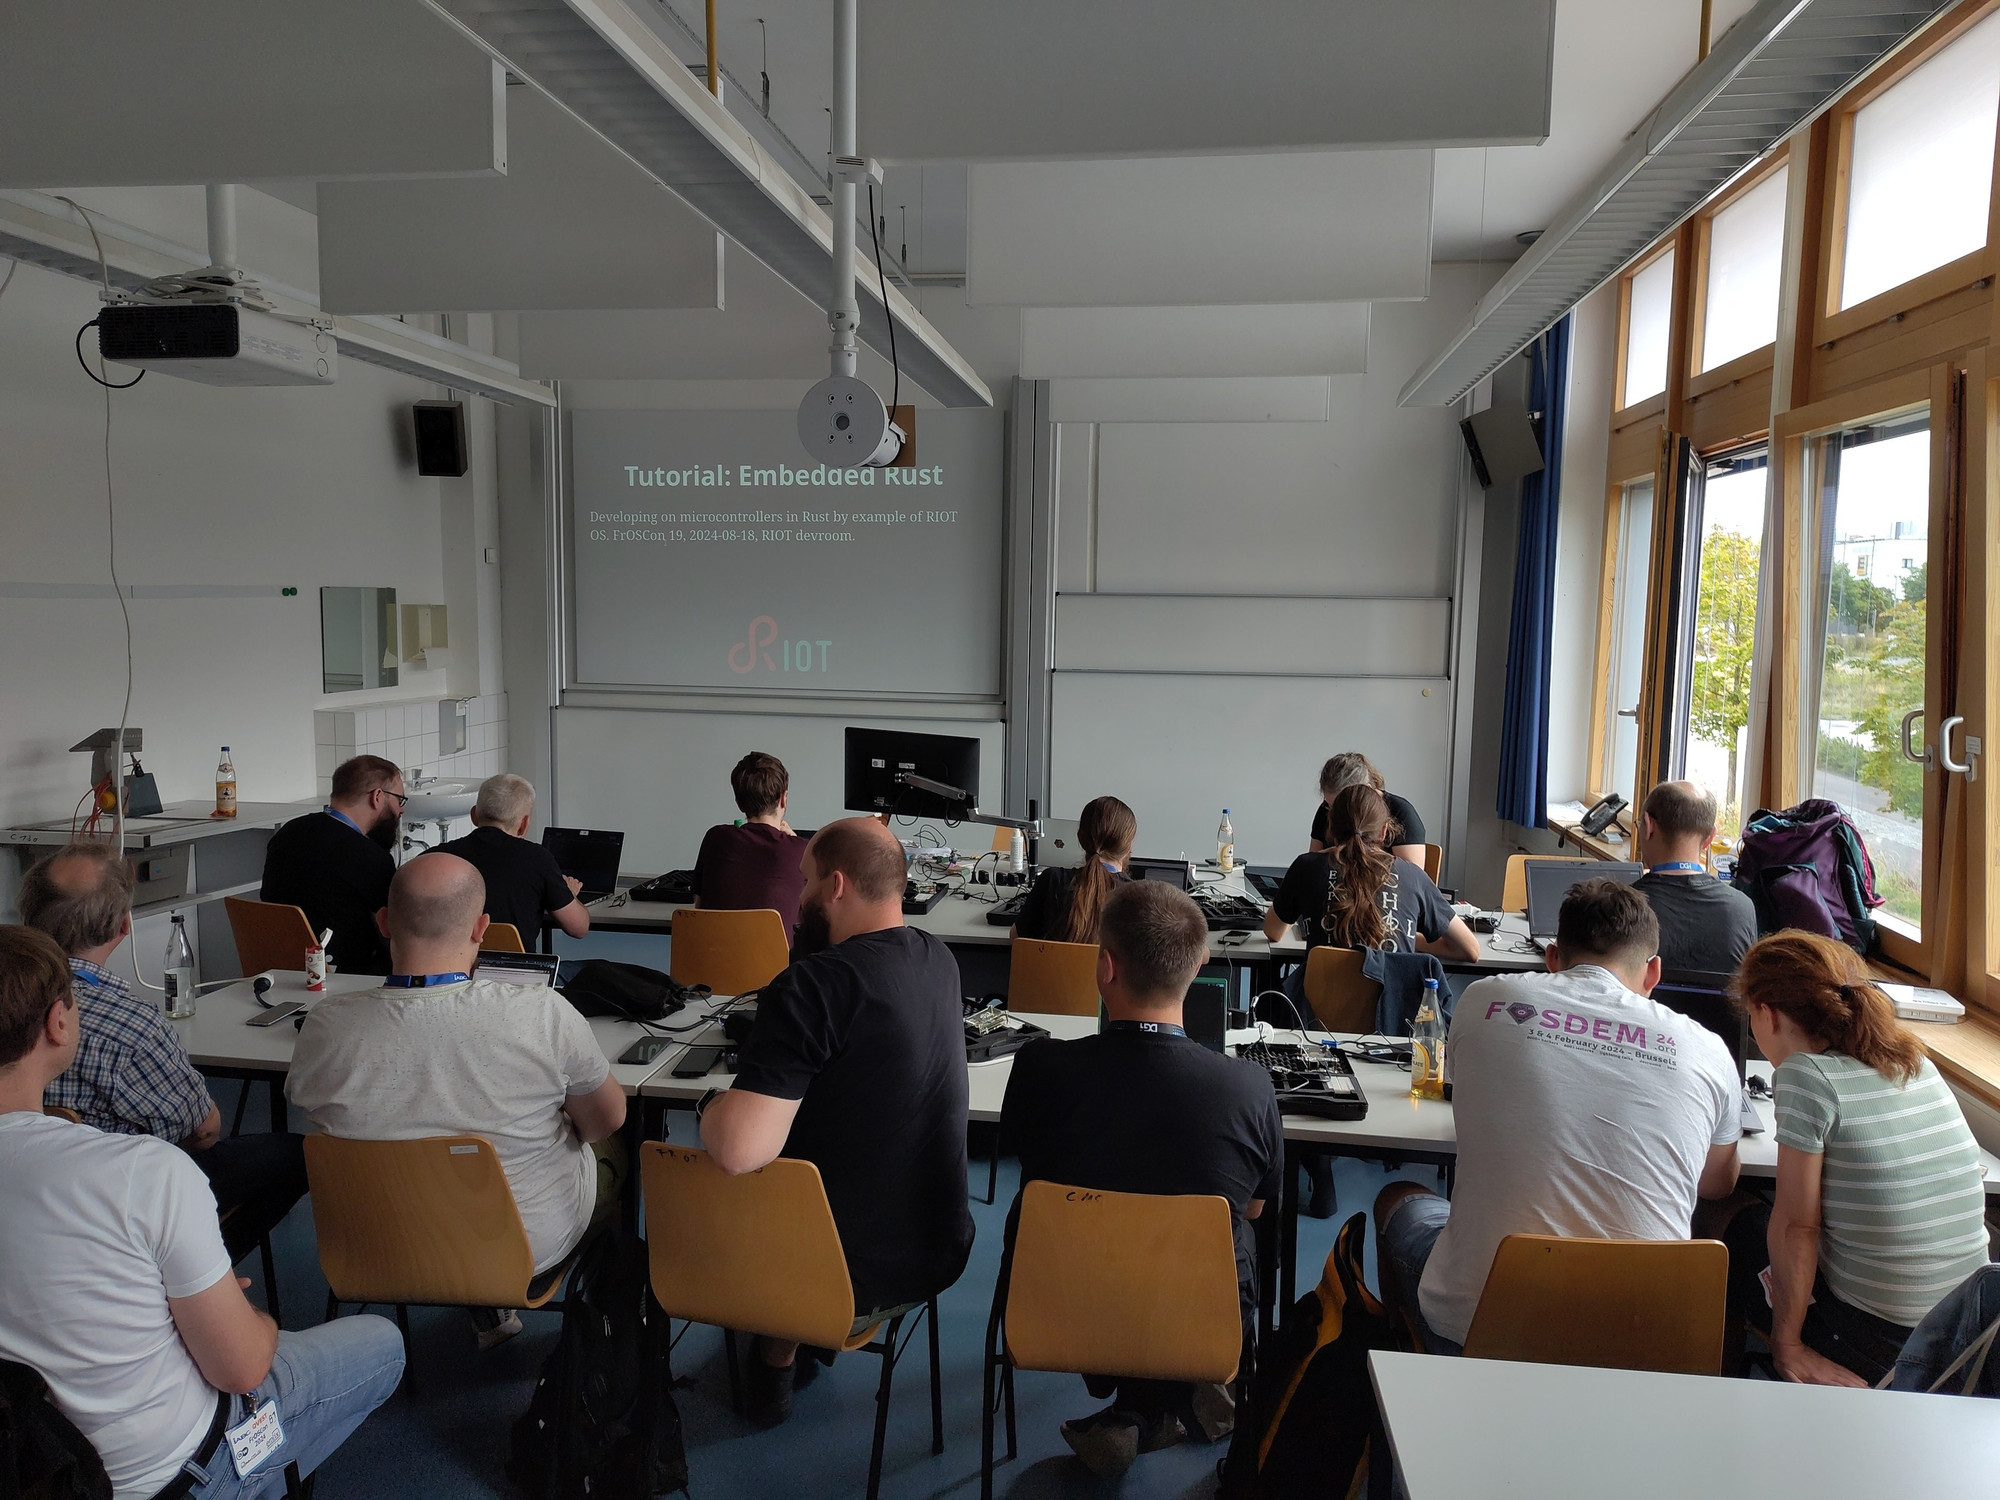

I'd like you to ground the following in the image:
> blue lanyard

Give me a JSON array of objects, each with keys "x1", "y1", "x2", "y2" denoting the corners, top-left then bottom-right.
[
  {"x1": 324, "y1": 805, "x2": 364, "y2": 836},
  {"x1": 1106, "y1": 1019, "x2": 1187, "y2": 1038},
  {"x1": 383, "y1": 972, "x2": 471, "y2": 988},
  {"x1": 1647, "y1": 862, "x2": 1707, "y2": 874}
]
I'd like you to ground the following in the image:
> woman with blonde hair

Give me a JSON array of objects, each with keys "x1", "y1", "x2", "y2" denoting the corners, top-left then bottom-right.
[
  {"x1": 1715, "y1": 932, "x2": 1991, "y2": 1385},
  {"x1": 1013, "y1": 795, "x2": 1137, "y2": 946},
  {"x1": 1308, "y1": 752, "x2": 1425, "y2": 866}
]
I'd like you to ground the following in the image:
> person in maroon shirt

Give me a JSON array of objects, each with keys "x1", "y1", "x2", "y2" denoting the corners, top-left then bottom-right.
[{"x1": 693, "y1": 753, "x2": 810, "y2": 936}]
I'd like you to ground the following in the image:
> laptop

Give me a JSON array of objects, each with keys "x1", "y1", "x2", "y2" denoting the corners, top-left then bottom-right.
[
  {"x1": 1128, "y1": 856, "x2": 1195, "y2": 891},
  {"x1": 1035, "y1": 817, "x2": 1086, "y2": 869},
  {"x1": 1096, "y1": 977, "x2": 1227, "y2": 1053},
  {"x1": 1524, "y1": 859, "x2": 1643, "y2": 941},
  {"x1": 1651, "y1": 968, "x2": 1764, "y2": 1136},
  {"x1": 1245, "y1": 864, "x2": 1288, "y2": 903},
  {"x1": 540, "y1": 827, "x2": 625, "y2": 903}
]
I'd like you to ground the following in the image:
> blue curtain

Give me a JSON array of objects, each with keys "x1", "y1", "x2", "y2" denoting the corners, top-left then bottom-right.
[{"x1": 1495, "y1": 314, "x2": 1571, "y2": 829}]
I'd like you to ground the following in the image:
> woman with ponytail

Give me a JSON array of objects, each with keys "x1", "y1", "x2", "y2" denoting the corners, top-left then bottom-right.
[
  {"x1": 1263, "y1": 785, "x2": 1476, "y2": 961},
  {"x1": 1714, "y1": 932, "x2": 1990, "y2": 1385},
  {"x1": 1012, "y1": 795, "x2": 1137, "y2": 946}
]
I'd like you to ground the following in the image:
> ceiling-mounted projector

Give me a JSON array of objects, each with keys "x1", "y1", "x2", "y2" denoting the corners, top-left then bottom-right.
[
  {"x1": 799, "y1": 373, "x2": 903, "y2": 467},
  {"x1": 97, "y1": 303, "x2": 337, "y2": 387}
]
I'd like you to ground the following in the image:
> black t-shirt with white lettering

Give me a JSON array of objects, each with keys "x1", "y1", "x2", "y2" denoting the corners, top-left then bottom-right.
[
  {"x1": 1272, "y1": 853, "x2": 1453, "y2": 953},
  {"x1": 731, "y1": 925, "x2": 973, "y2": 1312},
  {"x1": 1310, "y1": 790, "x2": 1427, "y2": 850}
]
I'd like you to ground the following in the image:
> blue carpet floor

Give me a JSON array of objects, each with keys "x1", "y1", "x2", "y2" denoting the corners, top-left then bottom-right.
[{"x1": 219, "y1": 1081, "x2": 1441, "y2": 1500}]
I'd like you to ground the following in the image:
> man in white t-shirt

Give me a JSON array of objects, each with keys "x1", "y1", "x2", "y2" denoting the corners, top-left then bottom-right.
[
  {"x1": 1374, "y1": 879, "x2": 1742, "y2": 1353},
  {"x1": 0, "y1": 925, "x2": 402, "y2": 1500},
  {"x1": 288, "y1": 853, "x2": 626, "y2": 1290}
]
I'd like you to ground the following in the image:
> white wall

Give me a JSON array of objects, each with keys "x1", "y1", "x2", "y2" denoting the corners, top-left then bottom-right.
[{"x1": 0, "y1": 188, "x2": 505, "y2": 833}]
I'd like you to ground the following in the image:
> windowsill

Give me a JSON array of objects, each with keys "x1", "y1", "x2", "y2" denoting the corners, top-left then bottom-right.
[
  {"x1": 1545, "y1": 815, "x2": 1635, "y2": 862},
  {"x1": 1867, "y1": 954, "x2": 2000, "y2": 1113}
]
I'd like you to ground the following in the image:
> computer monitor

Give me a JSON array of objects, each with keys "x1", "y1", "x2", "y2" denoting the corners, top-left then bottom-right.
[
  {"x1": 1651, "y1": 969, "x2": 1748, "y2": 1079},
  {"x1": 541, "y1": 827, "x2": 625, "y2": 903},
  {"x1": 1524, "y1": 859, "x2": 1644, "y2": 940},
  {"x1": 842, "y1": 728, "x2": 981, "y2": 820}
]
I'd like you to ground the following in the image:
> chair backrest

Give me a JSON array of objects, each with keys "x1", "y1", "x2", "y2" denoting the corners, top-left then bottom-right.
[
  {"x1": 1500, "y1": 854, "x2": 1576, "y2": 914},
  {"x1": 482, "y1": 922, "x2": 526, "y2": 954},
  {"x1": 1462, "y1": 1234, "x2": 1729, "y2": 1375},
  {"x1": 669, "y1": 907, "x2": 790, "y2": 993},
  {"x1": 223, "y1": 896, "x2": 319, "y2": 974},
  {"x1": 42, "y1": 1105, "x2": 81, "y2": 1123},
  {"x1": 304, "y1": 1134, "x2": 541, "y2": 1308},
  {"x1": 1421, "y1": 843, "x2": 1444, "y2": 882},
  {"x1": 1301, "y1": 946, "x2": 1382, "y2": 1033},
  {"x1": 992, "y1": 825, "x2": 1014, "y2": 854},
  {"x1": 640, "y1": 1142, "x2": 858, "y2": 1350},
  {"x1": 1007, "y1": 937, "x2": 1102, "y2": 1017},
  {"x1": 1006, "y1": 1180, "x2": 1241, "y2": 1383}
]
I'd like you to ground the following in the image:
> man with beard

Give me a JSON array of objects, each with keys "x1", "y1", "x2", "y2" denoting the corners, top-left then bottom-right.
[
  {"x1": 701, "y1": 817, "x2": 973, "y2": 1426},
  {"x1": 260, "y1": 755, "x2": 404, "y2": 976}
]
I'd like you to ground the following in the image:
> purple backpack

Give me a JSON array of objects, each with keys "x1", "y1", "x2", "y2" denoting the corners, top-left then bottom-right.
[{"x1": 1731, "y1": 798, "x2": 1885, "y2": 954}]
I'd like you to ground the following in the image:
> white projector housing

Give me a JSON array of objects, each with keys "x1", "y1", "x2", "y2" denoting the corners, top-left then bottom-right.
[
  {"x1": 798, "y1": 373, "x2": 903, "y2": 467},
  {"x1": 97, "y1": 303, "x2": 337, "y2": 387}
]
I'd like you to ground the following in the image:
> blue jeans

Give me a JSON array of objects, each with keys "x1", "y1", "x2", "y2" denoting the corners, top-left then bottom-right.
[
  {"x1": 1377, "y1": 1191, "x2": 1463, "y2": 1357},
  {"x1": 1891, "y1": 1264, "x2": 2000, "y2": 1395},
  {"x1": 188, "y1": 1316, "x2": 404, "y2": 1498}
]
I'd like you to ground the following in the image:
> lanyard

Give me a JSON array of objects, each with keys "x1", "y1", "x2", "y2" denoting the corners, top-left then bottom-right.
[
  {"x1": 383, "y1": 972, "x2": 471, "y2": 988},
  {"x1": 1105, "y1": 1019, "x2": 1187, "y2": 1038},
  {"x1": 323, "y1": 805, "x2": 364, "y2": 836},
  {"x1": 1647, "y1": 861, "x2": 1707, "y2": 874}
]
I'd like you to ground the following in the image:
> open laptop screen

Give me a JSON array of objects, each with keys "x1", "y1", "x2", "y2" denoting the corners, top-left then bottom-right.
[
  {"x1": 1525, "y1": 859, "x2": 1643, "y2": 939},
  {"x1": 541, "y1": 827, "x2": 625, "y2": 903},
  {"x1": 1650, "y1": 969, "x2": 1748, "y2": 1079}
]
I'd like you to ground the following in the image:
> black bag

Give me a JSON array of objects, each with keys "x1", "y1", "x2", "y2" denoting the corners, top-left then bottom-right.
[
  {"x1": 1219, "y1": 1214, "x2": 1399, "y2": 1500},
  {"x1": 507, "y1": 1228, "x2": 689, "y2": 1500},
  {"x1": 558, "y1": 960, "x2": 707, "y2": 1023},
  {"x1": 0, "y1": 1359, "x2": 111, "y2": 1500}
]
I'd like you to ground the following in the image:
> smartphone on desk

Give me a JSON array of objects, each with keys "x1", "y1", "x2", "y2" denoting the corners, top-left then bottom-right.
[
  {"x1": 618, "y1": 1036, "x2": 672, "y2": 1066},
  {"x1": 671, "y1": 1043, "x2": 730, "y2": 1079},
  {"x1": 246, "y1": 1002, "x2": 307, "y2": 1028}
]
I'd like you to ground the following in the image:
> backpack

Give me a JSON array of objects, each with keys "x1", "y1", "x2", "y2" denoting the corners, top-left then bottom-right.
[
  {"x1": 1219, "y1": 1214, "x2": 1399, "y2": 1500},
  {"x1": 0, "y1": 1359, "x2": 111, "y2": 1500},
  {"x1": 1732, "y1": 798, "x2": 1885, "y2": 954},
  {"x1": 506, "y1": 1228, "x2": 689, "y2": 1500},
  {"x1": 558, "y1": 960, "x2": 708, "y2": 1023}
]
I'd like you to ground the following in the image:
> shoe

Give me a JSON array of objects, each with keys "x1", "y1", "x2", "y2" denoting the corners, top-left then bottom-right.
[
  {"x1": 1082, "y1": 1373, "x2": 1118, "y2": 1401},
  {"x1": 1302, "y1": 1157, "x2": 1338, "y2": 1220},
  {"x1": 745, "y1": 1352, "x2": 794, "y2": 1427},
  {"x1": 1186, "y1": 1382, "x2": 1236, "y2": 1443},
  {"x1": 792, "y1": 1345, "x2": 834, "y2": 1391},
  {"x1": 1060, "y1": 1407, "x2": 1140, "y2": 1478},
  {"x1": 476, "y1": 1311, "x2": 523, "y2": 1352}
]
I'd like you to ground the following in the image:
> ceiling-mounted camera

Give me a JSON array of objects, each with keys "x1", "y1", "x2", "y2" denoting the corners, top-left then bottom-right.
[{"x1": 799, "y1": 373, "x2": 904, "y2": 467}]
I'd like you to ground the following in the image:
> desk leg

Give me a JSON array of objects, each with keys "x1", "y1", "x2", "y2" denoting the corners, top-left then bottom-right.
[
  {"x1": 1255, "y1": 1178, "x2": 1279, "y2": 1345},
  {"x1": 1278, "y1": 1140, "x2": 1303, "y2": 1325},
  {"x1": 268, "y1": 1077, "x2": 287, "y2": 1133}
]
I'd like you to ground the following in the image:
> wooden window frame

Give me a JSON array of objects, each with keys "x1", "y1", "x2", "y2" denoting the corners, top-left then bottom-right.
[
  {"x1": 1687, "y1": 149, "x2": 1789, "y2": 396},
  {"x1": 1584, "y1": 470, "x2": 1659, "y2": 807},
  {"x1": 1613, "y1": 241, "x2": 1681, "y2": 420}
]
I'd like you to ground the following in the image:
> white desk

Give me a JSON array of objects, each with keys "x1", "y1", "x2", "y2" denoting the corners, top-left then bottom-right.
[
  {"x1": 1369, "y1": 1349, "x2": 2000, "y2": 1499},
  {"x1": 173, "y1": 969, "x2": 684, "y2": 1096}
]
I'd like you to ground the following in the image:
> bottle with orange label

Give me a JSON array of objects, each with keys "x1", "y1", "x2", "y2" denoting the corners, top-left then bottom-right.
[
  {"x1": 1409, "y1": 978, "x2": 1447, "y2": 1101},
  {"x1": 215, "y1": 747, "x2": 237, "y2": 818}
]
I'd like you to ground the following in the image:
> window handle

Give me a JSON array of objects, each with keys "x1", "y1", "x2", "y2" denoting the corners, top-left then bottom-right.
[
  {"x1": 1938, "y1": 715, "x2": 1971, "y2": 777},
  {"x1": 1616, "y1": 707, "x2": 1639, "y2": 720},
  {"x1": 1899, "y1": 709, "x2": 1933, "y2": 771}
]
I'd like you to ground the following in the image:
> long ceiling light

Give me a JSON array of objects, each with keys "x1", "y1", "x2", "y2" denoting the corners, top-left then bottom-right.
[{"x1": 1401, "y1": 0, "x2": 1954, "y2": 408}]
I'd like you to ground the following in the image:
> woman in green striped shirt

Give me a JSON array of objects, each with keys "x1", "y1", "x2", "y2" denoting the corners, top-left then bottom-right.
[{"x1": 1721, "y1": 933, "x2": 1991, "y2": 1385}]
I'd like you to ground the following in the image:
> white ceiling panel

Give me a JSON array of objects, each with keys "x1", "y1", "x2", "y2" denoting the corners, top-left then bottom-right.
[
  {"x1": 315, "y1": 86, "x2": 720, "y2": 314},
  {"x1": 969, "y1": 152, "x2": 1431, "y2": 307},
  {"x1": 0, "y1": 0, "x2": 505, "y2": 186},
  {"x1": 858, "y1": 0, "x2": 1553, "y2": 160},
  {"x1": 1020, "y1": 304, "x2": 1370, "y2": 380}
]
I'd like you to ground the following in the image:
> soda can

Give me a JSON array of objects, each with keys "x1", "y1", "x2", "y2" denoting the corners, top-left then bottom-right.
[{"x1": 305, "y1": 946, "x2": 326, "y2": 992}]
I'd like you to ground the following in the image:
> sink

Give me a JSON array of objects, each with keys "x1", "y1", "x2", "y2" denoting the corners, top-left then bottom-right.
[{"x1": 403, "y1": 782, "x2": 476, "y2": 823}]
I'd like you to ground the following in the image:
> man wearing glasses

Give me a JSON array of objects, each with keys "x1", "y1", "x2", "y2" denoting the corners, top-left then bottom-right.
[{"x1": 260, "y1": 756, "x2": 405, "y2": 977}]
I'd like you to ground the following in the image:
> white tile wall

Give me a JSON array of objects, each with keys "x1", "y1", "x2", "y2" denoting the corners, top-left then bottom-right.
[{"x1": 314, "y1": 693, "x2": 508, "y2": 800}]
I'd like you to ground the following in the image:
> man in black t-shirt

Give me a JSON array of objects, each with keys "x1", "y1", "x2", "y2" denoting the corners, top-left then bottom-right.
[
  {"x1": 701, "y1": 817, "x2": 971, "y2": 1427},
  {"x1": 435, "y1": 775, "x2": 590, "y2": 943},
  {"x1": 1632, "y1": 780, "x2": 1758, "y2": 974},
  {"x1": 260, "y1": 755, "x2": 402, "y2": 976},
  {"x1": 1001, "y1": 880, "x2": 1282, "y2": 1479}
]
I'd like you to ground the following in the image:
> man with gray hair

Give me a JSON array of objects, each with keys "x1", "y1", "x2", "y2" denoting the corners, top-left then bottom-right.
[
  {"x1": 19, "y1": 842, "x2": 309, "y2": 1260},
  {"x1": 436, "y1": 773, "x2": 590, "y2": 943}
]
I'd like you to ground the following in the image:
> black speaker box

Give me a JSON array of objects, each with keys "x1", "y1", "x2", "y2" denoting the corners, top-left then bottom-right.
[{"x1": 413, "y1": 399, "x2": 469, "y2": 477}]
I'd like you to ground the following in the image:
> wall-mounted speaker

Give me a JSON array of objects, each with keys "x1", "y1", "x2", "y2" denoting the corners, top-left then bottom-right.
[
  {"x1": 413, "y1": 399, "x2": 469, "y2": 477},
  {"x1": 1459, "y1": 398, "x2": 1545, "y2": 490}
]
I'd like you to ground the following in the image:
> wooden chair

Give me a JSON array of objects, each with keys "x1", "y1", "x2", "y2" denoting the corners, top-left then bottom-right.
[
  {"x1": 1462, "y1": 1234, "x2": 1729, "y2": 1376},
  {"x1": 641, "y1": 1144, "x2": 941, "y2": 1500},
  {"x1": 305, "y1": 1134, "x2": 572, "y2": 1381},
  {"x1": 1420, "y1": 843, "x2": 1444, "y2": 882},
  {"x1": 1005, "y1": 937, "x2": 1100, "y2": 1018},
  {"x1": 982, "y1": 1181, "x2": 1242, "y2": 1499},
  {"x1": 669, "y1": 907, "x2": 790, "y2": 994},
  {"x1": 481, "y1": 921, "x2": 526, "y2": 953},
  {"x1": 223, "y1": 896, "x2": 319, "y2": 973},
  {"x1": 1499, "y1": 854, "x2": 1582, "y2": 914},
  {"x1": 1301, "y1": 946, "x2": 1382, "y2": 1033},
  {"x1": 42, "y1": 1105, "x2": 82, "y2": 1123}
]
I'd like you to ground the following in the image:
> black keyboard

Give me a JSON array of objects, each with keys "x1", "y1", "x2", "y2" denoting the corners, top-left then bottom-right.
[
  {"x1": 1237, "y1": 1040, "x2": 1368, "y2": 1120},
  {"x1": 1196, "y1": 892, "x2": 1264, "y2": 931},
  {"x1": 628, "y1": 870, "x2": 695, "y2": 904},
  {"x1": 985, "y1": 890, "x2": 1030, "y2": 927}
]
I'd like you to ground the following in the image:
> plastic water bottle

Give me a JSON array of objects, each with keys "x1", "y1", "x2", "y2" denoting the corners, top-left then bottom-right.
[
  {"x1": 214, "y1": 747, "x2": 237, "y2": 818},
  {"x1": 1216, "y1": 809, "x2": 1235, "y2": 871},
  {"x1": 1410, "y1": 978, "x2": 1447, "y2": 1101},
  {"x1": 163, "y1": 914, "x2": 196, "y2": 1020}
]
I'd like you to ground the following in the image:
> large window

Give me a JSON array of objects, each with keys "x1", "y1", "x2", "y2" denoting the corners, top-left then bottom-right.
[
  {"x1": 1600, "y1": 477, "x2": 1655, "y2": 803},
  {"x1": 1839, "y1": 9, "x2": 2000, "y2": 308},
  {"x1": 1622, "y1": 249, "x2": 1676, "y2": 407},
  {"x1": 1683, "y1": 449, "x2": 1768, "y2": 837},
  {"x1": 1700, "y1": 166, "x2": 1788, "y2": 372},
  {"x1": 1806, "y1": 411, "x2": 1932, "y2": 930}
]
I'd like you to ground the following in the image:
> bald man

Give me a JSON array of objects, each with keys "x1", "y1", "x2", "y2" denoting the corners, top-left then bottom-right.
[
  {"x1": 702, "y1": 817, "x2": 972, "y2": 1427},
  {"x1": 1633, "y1": 780, "x2": 1759, "y2": 974},
  {"x1": 288, "y1": 854, "x2": 626, "y2": 1289}
]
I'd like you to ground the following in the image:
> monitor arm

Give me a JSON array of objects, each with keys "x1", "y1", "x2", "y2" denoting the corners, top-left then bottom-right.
[{"x1": 896, "y1": 773, "x2": 1043, "y2": 835}]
